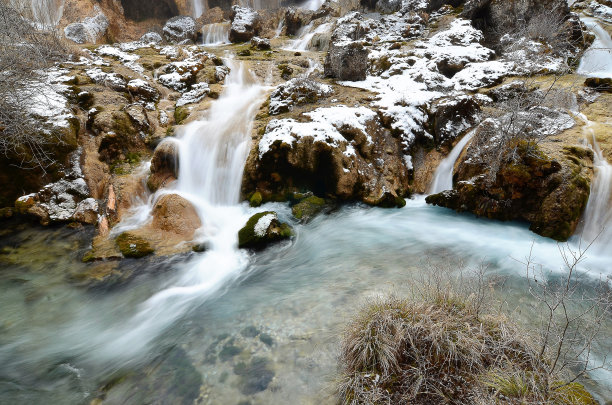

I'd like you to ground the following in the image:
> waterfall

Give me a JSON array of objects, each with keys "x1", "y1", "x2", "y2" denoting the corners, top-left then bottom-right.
[
  {"x1": 428, "y1": 131, "x2": 476, "y2": 194},
  {"x1": 577, "y1": 17, "x2": 612, "y2": 79},
  {"x1": 30, "y1": 0, "x2": 64, "y2": 27},
  {"x1": 578, "y1": 119, "x2": 612, "y2": 252},
  {"x1": 193, "y1": 0, "x2": 206, "y2": 19},
  {"x1": 286, "y1": 23, "x2": 331, "y2": 51},
  {"x1": 201, "y1": 22, "x2": 230, "y2": 45},
  {"x1": 300, "y1": 0, "x2": 325, "y2": 11}
]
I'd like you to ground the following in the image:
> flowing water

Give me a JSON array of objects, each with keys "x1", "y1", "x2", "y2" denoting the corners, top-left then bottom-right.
[
  {"x1": 201, "y1": 22, "x2": 230, "y2": 46},
  {"x1": 428, "y1": 131, "x2": 476, "y2": 194},
  {"x1": 578, "y1": 17, "x2": 612, "y2": 79},
  {"x1": 30, "y1": 0, "x2": 64, "y2": 27},
  {"x1": 286, "y1": 23, "x2": 331, "y2": 51},
  {"x1": 193, "y1": 0, "x2": 206, "y2": 19}
]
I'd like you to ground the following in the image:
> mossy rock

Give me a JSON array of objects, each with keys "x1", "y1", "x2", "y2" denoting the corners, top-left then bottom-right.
[
  {"x1": 115, "y1": 232, "x2": 154, "y2": 258},
  {"x1": 238, "y1": 211, "x2": 293, "y2": 250},
  {"x1": 174, "y1": 106, "x2": 189, "y2": 124},
  {"x1": 552, "y1": 382, "x2": 598, "y2": 405},
  {"x1": 249, "y1": 191, "x2": 263, "y2": 207},
  {"x1": 292, "y1": 195, "x2": 326, "y2": 221}
]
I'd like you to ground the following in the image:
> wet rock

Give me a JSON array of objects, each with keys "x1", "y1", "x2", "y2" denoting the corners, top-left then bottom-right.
[
  {"x1": 251, "y1": 36, "x2": 271, "y2": 50},
  {"x1": 259, "y1": 333, "x2": 274, "y2": 347},
  {"x1": 163, "y1": 16, "x2": 197, "y2": 43},
  {"x1": 238, "y1": 211, "x2": 292, "y2": 249},
  {"x1": 27, "y1": 204, "x2": 51, "y2": 226},
  {"x1": 292, "y1": 195, "x2": 326, "y2": 221},
  {"x1": 151, "y1": 194, "x2": 201, "y2": 239},
  {"x1": 229, "y1": 6, "x2": 260, "y2": 43},
  {"x1": 249, "y1": 191, "x2": 263, "y2": 207},
  {"x1": 14, "y1": 194, "x2": 36, "y2": 214},
  {"x1": 115, "y1": 231, "x2": 154, "y2": 258},
  {"x1": 284, "y1": 7, "x2": 314, "y2": 35},
  {"x1": 241, "y1": 325, "x2": 260, "y2": 337},
  {"x1": 148, "y1": 140, "x2": 179, "y2": 192},
  {"x1": 233, "y1": 357, "x2": 275, "y2": 395},
  {"x1": 429, "y1": 95, "x2": 480, "y2": 146},
  {"x1": 219, "y1": 342, "x2": 242, "y2": 361},
  {"x1": 73, "y1": 198, "x2": 99, "y2": 224},
  {"x1": 584, "y1": 77, "x2": 612, "y2": 93},
  {"x1": 269, "y1": 78, "x2": 333, "y2": 115}
]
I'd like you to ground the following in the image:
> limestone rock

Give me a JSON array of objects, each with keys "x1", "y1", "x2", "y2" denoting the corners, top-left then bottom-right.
[
  {"x1": 324, "y1": 41, "x2": 368, "y2": 81},
  {"x1": 74, "y1": 198, "x2": 99, "y2": 224},
  {"x1": 148, "y1": 140, "x2": 179, "y2": 192},
  {"x1": 292, "y1": 195, "x2": 326, "y2": 221},
  {"x1": 163, "y1": 16, "x2": 197, "y2": 43},
  {"x1": 429, "y1": 95, "x2": 480, "y2": 146},
  {"x1": 229, "y1": 6, "x2": 260, "y2": 43},
  {"x1": 284, "y1": 7, "x2": 314, "y2": 35},
  {"x1": 128, "y1": 79, "x2": 160, "y2": 102},
  {"x1": 251, "y1": 36, "x2": 271, "y2": 50},
  {"x1": 238, "y1": 211, "x2": 292, "y2": 249},
  {"x1": 269, "y1": 78, "x2": 333, "y2": 115},
  {"x1": 116, "y1": 232, "x2": 154, "y2": 258},
  {"x1": 151, "y1": 194, "x2": 201, "y2": 239}
]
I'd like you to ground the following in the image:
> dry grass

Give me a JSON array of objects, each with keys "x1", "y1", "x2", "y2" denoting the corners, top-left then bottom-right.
[{"x1": 336, "y1": 276, "x2": 599, "y2": 405}]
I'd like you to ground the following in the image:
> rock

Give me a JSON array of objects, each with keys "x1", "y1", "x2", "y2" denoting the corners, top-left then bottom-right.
[
  {"x1": 269, "y1": 78, "x2": 333, "y2": 115},
  {"x1": 63, "y1": 8, "x2": 109, "y2": 44},
  {"x1": 250, "y1": 36, "x2": 271, "y2": 50},
  {"x1": 429, "y1": 95, "x2": 480, "y2": 146},
  {"x1": 238, "y1": 211, "x2": 292, "y2": 249},
  {"x1": 125, "y1": 104, "x2": 150, "y2": 132},
  {"x1": 584, "y1": 77, "x2": 612, "y2": 93},
  {"x1": 15, "y1": 193, "x2": 37, "y2": 214},
  {"x1": 198, "y1": 6, "x2": 225, "y2": 25},
  {"x1": 284, "y1": 7, "x2": 314, "y2": 35},
  {"x1": 176, "y1": 83, "x2": 210, "y2": 107},
  {"x1": 292, "y1": 195, "x2": 326, "y2": 221},
  {"x1": 64, "y1": 23, "x2": 89, "y2": 44},
  {"x1": 151, "y1": 194, "x2": 201, "y2": 239},
  {"x1": 148, "y1": 140, "x2": 179, "y2": 192},
  {"x1": 116, "y1": 232, "x2": 154, "y2": 258},
  {"x1": 249, "y1": 191, "x2": 263, "y2": 207},
  {"x1": 73, "y1": 198, "x2": 99, "y2": 224},
  {"x1": 27, "y1": 204, "x2": 50, "y2": 226},
  {"x1": 128, "y1": 79, "x2": 160, "y2": 102},
  {"x1": 139, "y1": 32, "x2": 163, "y2": 44},
  {"x1": 324, "y1": 41, "x2": 368, "y2": 81},
  {"x1": 163, "y1": 16, "x2": 197, "y2": 43},
  {"x1": 86, "y1": 68, "x2": 127, "y2": 92},
  {"x1": 229, "y1": 6, "x2": 260, "y2": 43}
]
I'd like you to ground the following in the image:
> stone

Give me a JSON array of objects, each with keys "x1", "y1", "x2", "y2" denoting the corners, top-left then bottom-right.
[
  {"x1": 284, "y1": 7, "x2": 314, "y2": 35},
  {"x1": 229, "y1": 6, "x2": 260, "y2": 43},
  {"x1": 269, "y1": 78, "x2": 333, "y2": 115},
  {"x1": 324, "y1": 41, "x2": 368, "y2": 81},
  {"x1": 238, "y1": 211, "x2": 292, "y2": 249},
  {"x1": 139, "y1": 32, "x2": 163, "y2": 44},
  {"x1": 128, "y1": 79, "x2": 160, "y2": 102},
  {"x1": 584, "y1": 77, "x2": 612, "y2": 93},
  {"x1": 249, "y1": 191, "x2": 263, "y2": 207},
  {"x1": 148, "y1": 140, "x2": 179, "y2": 192},
  {"x1": 250, "y1": 36, "x2": 271, "y2": 50},
  {"x1": 292, "y1": 195, "x2": 326, "y2": 221},
  {"x1": 116, "y1": 232, "x2": 154, "y2": 258},
  {"x1": 163, "y1": 16, "x2": 197, "y2": 43},
  {"x1": 429, "y1": 95, "x2": 480, "y2": 146},
  {"x1": 64, "y1": 8, "x2": 109, "y2": 44},
  {"x1": 151, "y1": 194, "x2": 201, "y2": 239},
  {"x1": 73, "y1": 198, "x2": 99, "y2": 224}
]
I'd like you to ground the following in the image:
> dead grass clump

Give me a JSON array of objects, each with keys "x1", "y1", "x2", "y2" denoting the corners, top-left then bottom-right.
[{"x1": 337, "y1": 287, "x2": 597, "y2": 405}]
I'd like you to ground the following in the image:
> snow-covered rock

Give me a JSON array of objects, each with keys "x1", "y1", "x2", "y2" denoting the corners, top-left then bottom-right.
[
  {"x1": 86, "y1": 68, "x2": 127, "y2": 92},
  {"x1": 269, "y1": 78, "x2": 333, "y2": 115},
  {"x1": 64, "y1": 7, "x2": 108, "y2": 44},
  {"x1": 229, "y1": 6, "x2": 260, "y2": 42},
  {"x1": 163, "y1": 16, "x2": 197, "y2": 43},
  {"x1": 176, "y1": 83, "x2": 210, "y2": 107}
]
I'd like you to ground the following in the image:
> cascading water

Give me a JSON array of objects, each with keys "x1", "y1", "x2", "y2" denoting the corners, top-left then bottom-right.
[
  {"x1": 30, "y1": 0, "x2": 64, "y2": 27},
  {"x1": 192, "y1": 0, "x2": 206, "y2": 19},
  {"x1": 286, "y1": 23, "x2": 331, "y2": 51},
  {"x1": 300, "y1": 0, "x2": 325, "y2": 11},
  {"x1": 428, "y1": 131, "x2": 475, "y2": 194},
  {"x1": 201, "y1": 22, "x2": 230, "y2": 45},
  {"x1": 577, "y1": 17, "x2": 612, "y2": 78}
]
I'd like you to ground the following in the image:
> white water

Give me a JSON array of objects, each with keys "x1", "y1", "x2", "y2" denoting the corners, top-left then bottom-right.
[
  {"x1": 192, "y1": 0, "x2": 206, "y2": 18},
  {"x1": 30, "y1": 0, "x2": 64, "y2": 26},
  {"x1": 300, "y1": 0, "x2": 325, "y2": 11},
  {"x1": 201, "y1": 22, "x2": 230, "y2": 45},
  {"x1": 286, "y1": 23, "x2": 331, "y2": 51},
  {"x1": 577, "y1": 17, "x2": 612, "y2": 78},
  {"x1": 428, "y1": 131, "x2": 476, "y2": 194}
]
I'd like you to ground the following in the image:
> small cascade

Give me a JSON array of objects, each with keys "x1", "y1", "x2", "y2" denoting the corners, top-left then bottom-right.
[
  {"x1": 428, "y1": 131, "x2": 476, "y2": 194},
  {"x1": 577, "y1": 17, "x2": 612, "y2": 78},
  {"x1": 30, "y1": 0, "x2": 64, "y2": 27},
  {"x1": 201, "y1": 22, "x2": 230, "y2": 45},
  {"x1": 300, "y1": 0, "x2": 325, "y2": 11},
  {"x1": 287, "y1": 22, "x2": 330, "y2": 51},
  {"x1": 578, "y1": 118, "x2": 612, "y2": 252}
]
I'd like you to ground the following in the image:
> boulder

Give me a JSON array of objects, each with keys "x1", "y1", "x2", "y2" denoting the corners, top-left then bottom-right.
[
  {"x1": 238, "y1": 211, "x2": 293, "y2": 249},
  {"x1": 584, "y1": 77, "x2": 612, "y2": 93},
  {"x1": 269, "y1": 78, "x2": 333, "y2": 115},
  {"x1": 251, "y1": 36, "x2": 271, "y2": 50},
  {"x1": 151, "y1": 194, "x2": 201, "y2": 239},
  {"x1": 63, "y1": 8, "x2": 109, "y2": 44},
  {"x1": 139, "y1": 32, "x2": 163, "y2": 44},
  {"x1": 73, "y1": 198, "x2": 99, "y2": 224},
  {"x1": 128, "y1": 79, "x2": 160, "y2": 102},
  {"x1": 284, "y1": 7, "x2": 314, "y2": 35},
  {"x1": 292, "y1": 195, "x2": 326, "y2": 221},
  {"x1": 115, "y1": 232, "x2": 154, "y2": 258},
  {"x1": 229, "y1": 6, "x2": 260, "y2": 43},
  {"x1": 324, "y1": 41, "x2": 368, "y2": 81},
  {"x1": 429, "y1": 95, "x2": 480, "y2": 146},
  {"x1": 163, "y1": 16, "x2": 197, "y2": 43},
  {"x1": 148, "y1": 140, "x2": 179, "y2": 192}
]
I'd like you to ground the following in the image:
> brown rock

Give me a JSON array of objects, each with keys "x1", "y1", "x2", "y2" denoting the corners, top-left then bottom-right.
[{"x1": 151, "y1": 194, "x2": 202, "y2": 239}]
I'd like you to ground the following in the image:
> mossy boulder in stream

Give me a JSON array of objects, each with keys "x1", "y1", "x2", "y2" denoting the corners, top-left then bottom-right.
[
  {"x1": 238, "y1": 211, "x2": 292, "y2": 249},
  {"x1": 292, "y1": 195, "x2": 326, "y2": 221},
  {"x1": 116, "y1": 232, "x2": 154, "y2": 258}
]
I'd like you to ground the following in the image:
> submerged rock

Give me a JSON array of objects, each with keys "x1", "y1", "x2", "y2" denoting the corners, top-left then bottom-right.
[
  {"x1": 292, "y1": 195, "x2": 326, "y2": 221},
  {"x1": 238, "y1": 211, "x2": 292, "y2": 249},
  {"x1": 115, "y1": 232, "x2": 154, "y2": 258}
]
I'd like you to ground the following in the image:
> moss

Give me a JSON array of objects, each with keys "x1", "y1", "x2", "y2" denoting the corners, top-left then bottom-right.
[
  {"x1": 115, "y1": 232, "x2": 154, "y2": 258},
  {"x1": 552, "y1": 382, "x2": 598, "y2": 405},
  {"x1": 219, "y1": 343, "x2": 242, "y2": 361},
  {"x1": 238, "y1": 49, "x2": 252, "y2": 56},
  {"x1": 233, "y1": 356, "x2": 275, "y2": 395},
  {"x1": 249, "y1": 191, "x2": 263, "y2": 207},
  {"x1": 174, "y1": 106, "x2": 189, "y2": 124},
  {"x1": 82, "y1": 250, "x2": 96, "y2": 263},
  {"x1": 259, "y1": 333, "x2": 274, "y2": 347},
  {"x1": 238, "y1": 211, "x2": 293, "y2": 249},
  {"x1": 292, "y1": 195, "x2": 326, "y2": 221}
]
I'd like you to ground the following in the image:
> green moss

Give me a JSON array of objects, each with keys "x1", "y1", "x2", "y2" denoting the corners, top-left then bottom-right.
[
  {"x1": 249, "y1": 191, "x2": 263, "y2": 207},
  {"x1": 238, "y1": 211, "x2": 293, "y2": 249},
  {"x1": 292, "y1": 195, "x2": 326, "y2": 221},
  {"x1": 115, "y1": 232, "x2": 154, "y2": 258},
  {"x1": 552, "y1": 382, "x2": 598, "y2": 404},
  {"x1": 174, "y1": 106, "x2": 189, "y2": 124},
  {"x1": 82, "y1": 250, "x2": 96, "y2": 263},
  {"x1": 238, "y1": 49, "x2": 252, "y2": 57}
]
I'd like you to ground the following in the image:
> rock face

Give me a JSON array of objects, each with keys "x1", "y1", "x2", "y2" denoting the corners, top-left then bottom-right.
[
  {"x1": 324, "y1": 13, "x2": 371, "y2": 81},
  {"x1": 229, "y1": 6, "x2": 260, "y2": 43},
  {"x1": 243, "y1": 106, "x2": 411, "y2": 207},
  {"x1": 284, "y1": 7, "x2": 314, "y2": 35},
  {"x1": 251, "y1": 36, "x2": 271, "y2": 50},
  {"x1": 426, "y1": 124, "x2": 593, "y2": 241},
  {"x1": 428, "y1": 95, "x2": 480, "y2": 147},
  {"x1": 238, "y1": 211, "x2": 292, "y2": 249},
  {"x1": 148, "y1": 140, "x2": 179, "y2": 192},
  {"x1": 64, "y1": 7, "x2": 109, "y2": 44},
  {"x1": 151, "y1": 194, "x2": 201, "y2": 239},
  {"x1": 163, "y1": 16, "x2": 197, "y2": 43}
]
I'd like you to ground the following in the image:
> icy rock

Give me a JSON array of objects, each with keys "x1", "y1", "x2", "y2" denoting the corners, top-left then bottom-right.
[{"x1": 163, "y1": 16, "x2": 197, "y2": 43}]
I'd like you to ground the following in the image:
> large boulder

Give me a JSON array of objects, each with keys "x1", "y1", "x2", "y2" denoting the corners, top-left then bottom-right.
[
  {"x1": 428, "y1": 95, "x2": 481, "y2": 147},
  {"x1": 324, "y1": 41, "x2": 368, "y2": 81},
  {"x1": 64, "y1": 8, "x2": 109, "y2": 44},
  {"x1": 269, "y1": 78, "x2": 333, "y2": 115},
  {"x1": 151, "y1": 194, "x2": 201, "y2": 239},
  {"x1": 148, "y1": 140, "x2": 179, "y2": 192},
  {"x1": 238, "y1": 211, "x2": 293, "y2": 249},
  {"x1": 163, "y1": 16, "x2": 197, "y2": 43},
  {"x1": 284, "y1": 7, "x2": 314, "y2": 35},
  {"x1": 229, "y1": 6, "x2": 260, "y2": 43}
]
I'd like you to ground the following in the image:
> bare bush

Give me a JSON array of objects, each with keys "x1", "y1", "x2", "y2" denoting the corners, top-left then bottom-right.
[{"x1": 0, "y1": 0, "x2": 71, "y2": 168}]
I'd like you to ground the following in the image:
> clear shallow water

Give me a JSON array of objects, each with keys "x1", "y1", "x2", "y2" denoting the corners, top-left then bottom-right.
[{"x1": 1, "y1": 199, "x2": 611, "y2": 404}]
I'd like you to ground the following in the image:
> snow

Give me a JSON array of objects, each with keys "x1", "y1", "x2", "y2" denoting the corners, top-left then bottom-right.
[
  {"x1": 86, "y1": 68, "x2": 127, "y2": 91},
  {"x1": 158, "y1": 72, "x2": 189, "y2": 92},
  {"x1": 176, "y1": 83, "x2": 210, "y2": 106},
  {"x1": 269, "y1": 78, "x2": 333, "y2": 115},
  {"x1": 96, "y1": 45, "x2": 144, "y2": 73},
  {"x1": 27, "y1": 69, "x2": 74, "y2": 129},
  {"x1": 259, "y1": 105, "x2": 377, "y2": 158},
  {"x1": 254, "y1": 213, "x2": 276, "y2": 237},
  {"x1": 591, "y1": 1, "x2": 612, "y2": 23}
]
